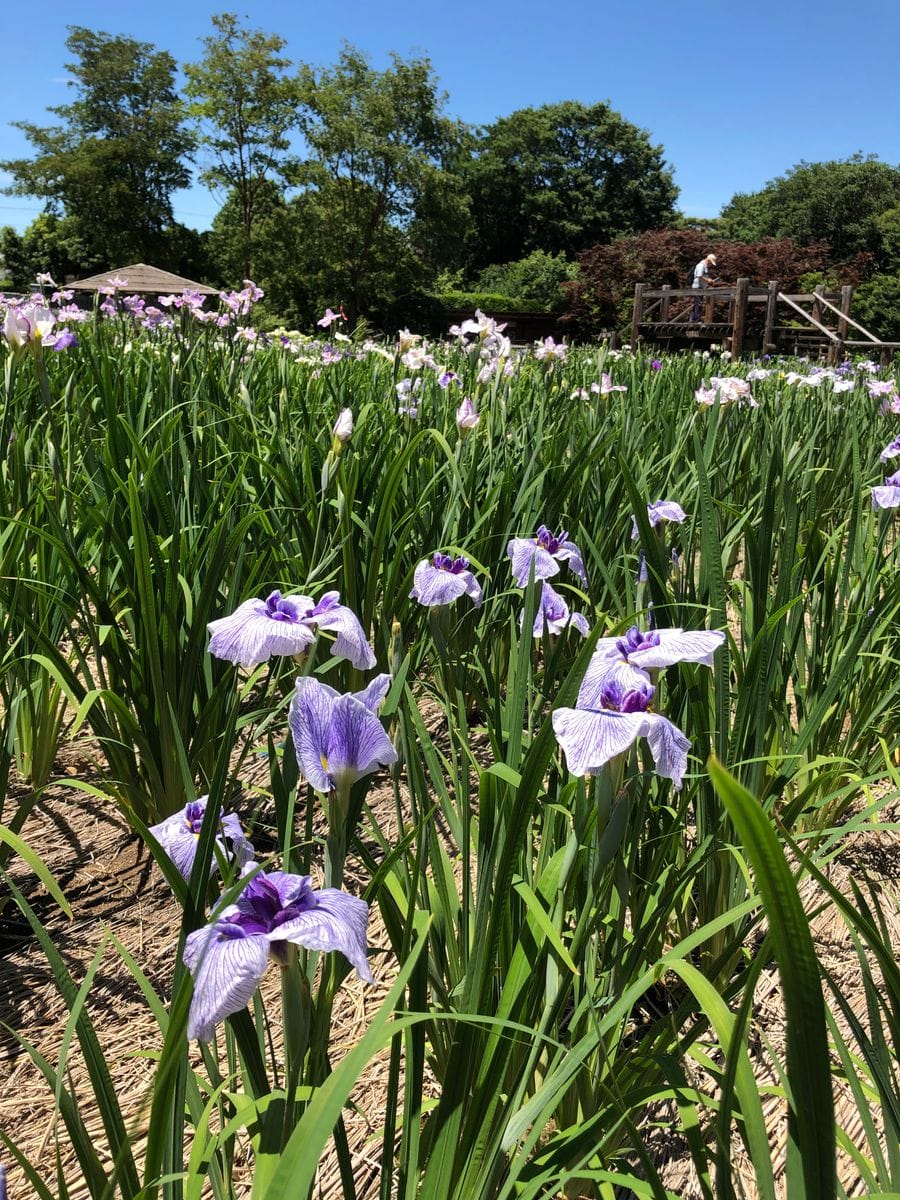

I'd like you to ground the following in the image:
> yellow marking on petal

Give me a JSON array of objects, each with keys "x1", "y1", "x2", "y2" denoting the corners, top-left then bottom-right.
[{"x1": 320, "y1": 754, "x2": 329, "y2": 772}]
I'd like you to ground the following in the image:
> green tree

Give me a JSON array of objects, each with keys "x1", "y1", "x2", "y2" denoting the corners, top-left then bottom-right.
[
  {"x1": 720, "y1": 155, "x2": 900, "y2": 259},
  {"x1": 1, "y1": 27, "x2": 194, "y2": 270},
  {"x1": 184, "y1": 12, "x2": 299, "y2": 278},
  {"x1": 474, "y1": 250, "x2": 577, "y2": 310},
  {"x1": 463, "y1": 101, "x2": 678, "y2": 269},
  {"x1": 0, "y1": 213, "x2": 90, "y2": 289},
  {"x1": 294, "y1": 45, "x2": 471, "y2": 323}
]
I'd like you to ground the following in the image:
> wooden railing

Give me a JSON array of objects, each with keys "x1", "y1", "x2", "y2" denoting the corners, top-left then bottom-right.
[{"x1": 627, "y1": 280, "x2": 899, "y2": 361}]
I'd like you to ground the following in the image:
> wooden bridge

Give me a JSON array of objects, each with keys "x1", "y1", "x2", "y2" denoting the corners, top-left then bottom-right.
[{"x1": 631, "y1": 280, "x2": 900, "y2": 363}]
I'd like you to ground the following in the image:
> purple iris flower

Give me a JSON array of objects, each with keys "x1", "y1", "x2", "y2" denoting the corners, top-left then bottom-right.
[
  {"x1": 46, "y1": 328, "x2": 78, "y2": 352},
  {"x1": 507, "y1": 525, "x2": 588, "y2": 588},
  {"x1": 631, "y1": 499, "x2": 687, "y2": 540},
  {"x1": 207, "y1": 590, "x2": 376, "y2": 670},
  {"x1": 184, "y1": 869, "x2": 373, "y2": 1040},
  {"x1": 289, "y1": 674, "x2": 397, "y2": 794},
  {"x1": 148, "y1": 796, "x2": 254, "y2": 880},
  {"x1": 552, "y1": 674, "x2": 690, "y2": 787},
  {"x1": 880, "y1": 437, "x2": 900, "y2": 462},
  {"x1": 410, "y1": 553, "x2": 483, "y2": 608},
  {"x1": 524, "y1": 581, "x2": 589, "y2": 637},
  {"x1": 872, "y1": 470, "x2": 900, "y2": 510},
  {"x1": 577, "y1": 625, "x2": 726, "y2": 709}
]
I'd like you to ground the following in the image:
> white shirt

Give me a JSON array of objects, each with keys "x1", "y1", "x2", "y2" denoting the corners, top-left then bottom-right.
[{"x1": 692, "y1": 259, "x2": 711, "y2": 289}]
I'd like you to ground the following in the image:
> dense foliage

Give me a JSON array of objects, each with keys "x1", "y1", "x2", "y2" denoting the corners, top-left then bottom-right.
[
  {"x1": 0, "y1": 27, "x2": 195, "y2": 271},
  {"x1": 461, "y1": 101, "x2": 678, "y2": 269},
  {"x1": 721, "y1": 155, "x2": 900, "y2": 259}
]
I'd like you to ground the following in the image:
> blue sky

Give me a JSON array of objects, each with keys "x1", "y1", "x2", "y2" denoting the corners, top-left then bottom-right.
[{"x1": 1, "y1": 0, "x2": 898, "y2": 233}]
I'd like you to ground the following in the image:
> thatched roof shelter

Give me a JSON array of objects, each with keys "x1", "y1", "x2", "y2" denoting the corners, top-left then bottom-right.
[{"x1": 66, "y1": 263, "x2": 219, "y2": 296}]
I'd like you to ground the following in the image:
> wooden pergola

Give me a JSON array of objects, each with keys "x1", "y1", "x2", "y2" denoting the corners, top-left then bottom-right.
[{"x1": 66, "y1": 263, "x2": 219, "y2": 296}]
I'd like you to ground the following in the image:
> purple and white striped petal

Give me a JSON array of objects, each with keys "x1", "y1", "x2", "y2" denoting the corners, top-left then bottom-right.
[
  {"x1": 149, "y1": 799, "x2": 254, "y2": 881},
  {"x1": 872, "y1": 485, "x2": 900, "y2": 510},
  {"x1": 148, "y1": 813, "x2": 200, "y2": 878},
  {"x1": 325, "y1": 694, "x2": 398, "y2": 791},
  {"x1": 353, "y1": 673, "x2": 393, "y2": 712},
  {"x1": 627, "y1": 629, "x2": 726, "y2": 671},
  {"x1": 526, "y1": 582, "x2": 590, "y2": 638},
  {"x1": 555, "y1": 541, "x2": 588, "y2": 585},
  {"x1": 289, "y1": 677, "x2": 340, "y2": 792},
  {"x1": 305, "y1": 592, "x2": 376, "y2": 669},
  {"x1": 551, "y1": 707, "x2": 646, "y2": 776},
  {"x1": 631, "y1": 499, "x2": 687, "y2": 540},
  {"x1": 289, "y1": 677, "x2": 397, "y2": 793},
  {"x1": 410, "y1": 560, "x2": 472, "y2": 606},
  {"x1": 183, "y1": 926, "x2": 270, "y2": 1041},
  {"x1": 507, "y1": 539, "x2": 560, "y2": 586},
  {"x1": 268, "y1": 889, "x2": 373, "y2": 981},
  {"x1": 207, "y1": 596, "x2": 316, "y2": 667},
  {"x1": 577, "y1": 656, "x2": 650, "y2": 710},
  {"x1": 642, "y1": 714, "x2": 691, "y2": 789}
]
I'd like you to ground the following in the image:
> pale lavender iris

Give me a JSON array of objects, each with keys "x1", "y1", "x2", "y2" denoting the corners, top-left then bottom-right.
[
  {"x1": 207, "y1": 590, "x2": 376, "y2": 670},
  {"x1": 410, "y1": 553, "x2": 483, "y2": 608},
  {"x1": 289, "y1": 674, "x2": 397, "y2": 794},
  {"x1": 148, "y1": 796, "x2": 253, "y2": 880},
  {"x1": 507, "y1": 525, "x2": 588, "y2": 587},
  {"x1": 524, "y1": 581, "x2": 589, "y2": 637},
  {"x1": 872, "y1": 470, "x2": 900, "y2": 510},
  {"x1": 552, "y1": 675, "x2": 690, "y2": 787},
  {"x1": 46, "y1": 328, "x2": 78, "y2": 352},
  {"x1": 184, "y1": 869, "x2": 373, "y2": 1040},
  {"x1": 577, "y1": 624, "x2": 726, "y2": 709},
  {"x1": 631, "y1": 499, "x2": 687, "y2": 540},
  {"x1": 880, "y1": 437, "x2": 900, "y2": 462}
]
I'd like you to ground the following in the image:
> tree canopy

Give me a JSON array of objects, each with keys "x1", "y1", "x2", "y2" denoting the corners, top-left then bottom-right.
[
  {"x1": 184, "y1": 12, "x2": 300, "y2": 277},
  {"x1": 463, "y1": 101, "x2": 678, "y2": 270},
  {"x1": 293, "y1": 45, "x2": 470, "y2": 322},
  {"x1": 1, "y1": 27, "x2": 194, "y2": 269},
  {"x1": 720, "y1": 155, "x2": 900, "y2": 261}
]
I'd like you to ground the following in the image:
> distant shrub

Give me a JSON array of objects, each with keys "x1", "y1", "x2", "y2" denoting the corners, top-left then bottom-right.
[
  {"x1": 854, "y1": 273, "x2": 900, "y2": 341},
  {"x1": 473, "y1": 251, "x2": 576, "y2": 311}
]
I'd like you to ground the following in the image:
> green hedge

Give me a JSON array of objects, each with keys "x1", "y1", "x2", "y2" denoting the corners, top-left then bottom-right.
[{"x1": 433, "y1": 290, "x2": 549, "y2": 314}]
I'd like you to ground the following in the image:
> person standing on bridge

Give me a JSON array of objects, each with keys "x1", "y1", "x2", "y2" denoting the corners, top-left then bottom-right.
[{"x1": 691, "y1": 253, "x2": 719, "y2": 321}]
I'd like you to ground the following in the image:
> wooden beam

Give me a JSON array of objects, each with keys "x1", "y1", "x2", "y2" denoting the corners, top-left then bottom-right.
[
  {"x1": 660, "y1": 283, "x2": 671, "y2": 321},
  {"x1": 812, "y1": 290, "x2": 879, "y2": 342},
  {"x1": 731, "y1": 277, "x2": 750, "y2": 358},
  {"x1": 631, "y1": 283, "x2": 644, "y2": 349},
  {"x1": 777, "y1": 293, "x2": 839, "y2": 342},
  {"x1": 763, "y1": 281, "x2": 778, "y2": 352}
]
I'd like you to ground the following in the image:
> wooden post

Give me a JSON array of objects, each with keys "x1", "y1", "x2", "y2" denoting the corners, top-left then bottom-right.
[
  {"x1": 631, "y1": 283, "x2": 644, "y2": 349},
  {"x1": 660, "y1": 283, "x2": 671, "y2": 322},
  {"x1": 812, "y1": 283, "x2": 825, "y2": 328},
  {"x1": 838, "y1": 285, "x2": 852, "y2": 342},
  {"x1": 763, "y1": 280, "x2": 778, "y2": 353},
  {"x1": 830, "y1": 286, "x2": 851, "y2": 364},
  {"x1": 731, "y1": 277, "x2": 749, "y2": 359}
]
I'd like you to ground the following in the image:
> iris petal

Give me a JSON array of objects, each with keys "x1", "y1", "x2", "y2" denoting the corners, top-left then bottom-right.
[{"x1": 184, "y1": 927, "x2": 269, "y2": 1041}]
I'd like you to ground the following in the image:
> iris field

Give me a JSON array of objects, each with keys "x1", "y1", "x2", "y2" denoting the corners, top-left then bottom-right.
[{"x1": 1, "y1": 292, "x2": 899, "y2": 1199}]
